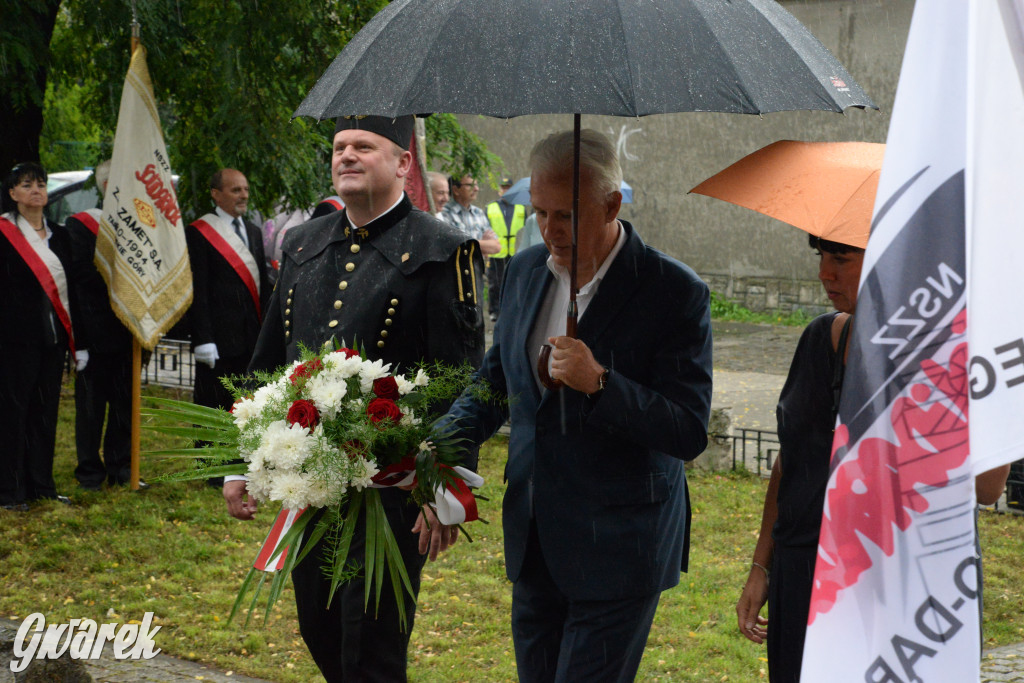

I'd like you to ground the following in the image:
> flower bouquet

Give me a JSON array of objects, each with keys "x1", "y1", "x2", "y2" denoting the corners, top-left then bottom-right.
[{"x1": 143, "y1": 343, "x2": 486, "y2": 627}]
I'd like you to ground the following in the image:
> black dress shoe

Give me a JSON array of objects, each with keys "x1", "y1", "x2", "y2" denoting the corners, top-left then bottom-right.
[
  {"x1": 1, "y1": 503, "x2": 29, "y2": 512},
  {"x1": 78, "y1": 482, "x2": 103, "y2": 492},
  {"x1": 55, "y1": 495, "x2": 72, "y2": 505}
]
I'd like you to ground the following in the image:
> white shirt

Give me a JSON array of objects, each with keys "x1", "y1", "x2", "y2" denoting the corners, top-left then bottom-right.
[
  {"x1": 215, "y1": 206, "x2": 248, "y2": 249},
  {"x1": 527, "y1": 221, "x2": 627, "y2": 392}
]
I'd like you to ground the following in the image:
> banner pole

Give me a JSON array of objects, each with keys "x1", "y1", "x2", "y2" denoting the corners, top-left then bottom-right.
[{"x1": 129, "y1": 3, "x2": 142, "y2": 492}]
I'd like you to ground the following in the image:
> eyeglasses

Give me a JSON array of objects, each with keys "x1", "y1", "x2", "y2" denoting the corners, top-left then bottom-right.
[{"x1": 453, "y1": 180, "x2": 478, "y2": 188}]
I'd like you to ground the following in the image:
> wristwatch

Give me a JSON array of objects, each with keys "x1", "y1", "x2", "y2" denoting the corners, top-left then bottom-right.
[{"x1": 596, "y1": 367, "x2": 609, "y2": 392}]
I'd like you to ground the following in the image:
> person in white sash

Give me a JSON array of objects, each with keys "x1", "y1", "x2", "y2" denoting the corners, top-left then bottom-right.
[
  {"x1": 0, "y1": 162, "x2": 74, "y2": 510},
  {"x1": 185, "y1": 168, "x2": 271, "y2": 486}
]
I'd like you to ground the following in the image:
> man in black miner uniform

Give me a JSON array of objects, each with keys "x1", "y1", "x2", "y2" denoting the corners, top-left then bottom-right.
[
  {"x1": 224, "y1": 115, "x2": 485, "y2": 682},
  {"x1": 65, "y1": 160, "x2": 134, "y2": 489}
]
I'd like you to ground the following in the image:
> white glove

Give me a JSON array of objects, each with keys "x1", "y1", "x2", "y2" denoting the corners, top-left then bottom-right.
[
  {"x1": 194, "y1": 343, "x2": 219, "y2": 369},
  {"x1": 75, "y1": 350, "x2": 90, "y2": 372}
]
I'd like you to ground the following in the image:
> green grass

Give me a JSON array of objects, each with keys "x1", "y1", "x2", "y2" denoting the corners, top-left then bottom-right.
[
  {"x1": 0, "y1": 382, "x2": 1020, "y2": 681},
  {"x1": 710, "y1": 291, "x2": 813, "y2": 327}
]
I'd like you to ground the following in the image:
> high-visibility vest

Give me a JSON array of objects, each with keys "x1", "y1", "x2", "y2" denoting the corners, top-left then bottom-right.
[{"x1": 486, "y1": 201, "x2": 526, "y2": 258}]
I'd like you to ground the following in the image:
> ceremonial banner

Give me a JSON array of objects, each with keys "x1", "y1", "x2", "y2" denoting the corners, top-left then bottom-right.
[
  {"x1": 96, "y1": 45, "x2": 191, "y2": 350},
  {"x1": 801, "y1": 2, "x2": 1024, "y2": 681},
  {"x1": 967, "y1": 0, "x2": 1024, "y2": 475}
]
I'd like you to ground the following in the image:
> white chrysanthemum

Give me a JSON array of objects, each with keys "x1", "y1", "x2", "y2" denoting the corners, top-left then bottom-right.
[
  {"x1": 325, "y1": 353, "x2": 363, "y2": 379},
  {"x1": 231, "y1": 396, "x2": 260, "y2": 427},
  {"x1": 349, "y1": 455, "x2": 380, "y2": 491},
  {"x1": 414, "y1": 368, "x2": 430, "y2": 387},
  {"x1": 358, "y1": 359, "x2": 392, "y2": 393},
  {"x1": 252, "y1": 382, "x2": 284, "y2": 413},
  {"x1": 395, "y1": 375, "x2": 415, "y2": 396},
  {"x1": 269, "y1": 470, "x2": 315, "y2": 509},
  {"x1": 399, "y1": 411, "x2": 421, "y2": 427},
  {"x1": 418, "y1": 440, "x2": 432, "y2": 454},
  {"x1": 246, "y1": 469, "x2": 273, "y2": 502},
  {"x1": 259, "y1": 420, "x2": 313, "y2": 470},
  {"x1": 306, "y1": 374, "x2": 348, "y2": 418}
]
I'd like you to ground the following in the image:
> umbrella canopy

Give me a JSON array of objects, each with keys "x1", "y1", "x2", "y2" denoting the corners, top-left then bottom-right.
[
  {"x1": 502, "y1": 177, "x2": 633, "y2": 206},
  {"x1": 295, "y1": 0, "x2": 875, "y2": 120},
  {"x1": 690, "y1": 140, "x2": 884, "y2": 249},
  {"x1": 295, "y1": 0, "x2": 877, "y2": 388}
]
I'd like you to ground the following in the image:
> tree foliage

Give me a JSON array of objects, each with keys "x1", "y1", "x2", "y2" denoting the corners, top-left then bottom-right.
[
  {"x1": 41, "y1": 0, "x2": 504, "y2": 219},
  {"x1": 0, "y1": 0, "x2": 62, "y2": 172},
  {"x1": 425, "y1": 113, "x2": 505, "y2": 188}
]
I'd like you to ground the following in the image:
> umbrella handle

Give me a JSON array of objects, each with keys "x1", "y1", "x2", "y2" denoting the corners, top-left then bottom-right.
[{"x1": 537, "y1": 344, "x2": 563, "y2": 391}]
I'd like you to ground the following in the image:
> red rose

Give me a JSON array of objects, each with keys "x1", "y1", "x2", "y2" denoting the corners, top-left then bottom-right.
[
  {"x1": 372, "y1": 376, "x2": 401, "y2": 401},
  {"x1": 286, "y1": 399, "x2": 320, "y2": 429},
  {"x1": 366, "y1": 397, "x2": 403, "y2": 425},
  {"x1": 289, "y1": 358, "x2": 323, "y2": 385},
  {"x1": 335, "y1": 347, "x2": 360, "y2": 359}
]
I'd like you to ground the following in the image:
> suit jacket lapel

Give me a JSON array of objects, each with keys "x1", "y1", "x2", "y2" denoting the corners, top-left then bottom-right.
[
  {"x1": 576, "y1": 223, "x2": 647, "y2": 344},
  {"x1": 518, "y1": 259, "x2": 553, "y2": 405}
]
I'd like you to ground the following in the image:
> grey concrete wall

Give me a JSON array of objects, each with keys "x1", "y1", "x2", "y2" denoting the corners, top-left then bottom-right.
[{"x1": 453, "y1": 0, "x2": 914, "y2": 313}]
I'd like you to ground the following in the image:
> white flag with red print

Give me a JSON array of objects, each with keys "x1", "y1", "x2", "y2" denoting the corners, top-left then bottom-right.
[
  {"x1": 801, "y1": 1, "x2": 1024, "y2": 681},
  {"x1": 96, "y1": 44, "x2": 191, "y2": 350}
]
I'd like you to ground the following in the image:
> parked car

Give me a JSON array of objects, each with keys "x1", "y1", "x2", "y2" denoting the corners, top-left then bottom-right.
[{"x1": 44, "y1": 170, "x2": 97, "y2": 225}]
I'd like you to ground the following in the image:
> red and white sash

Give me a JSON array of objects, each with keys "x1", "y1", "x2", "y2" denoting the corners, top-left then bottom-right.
[
  {"x1": 190, "y1": 213, "x2": 261, "y2": 317},
  {"x1": 0, "y1": 212, "x2": 75, "y2": 354},
  {"x1": 71, "y1": 208, "x2": 101, "y2": 236}
]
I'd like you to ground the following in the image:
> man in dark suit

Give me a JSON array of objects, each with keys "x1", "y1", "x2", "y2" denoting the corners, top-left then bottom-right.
[
  {"x1": 225, "y1": 116, "x2": 485, "y2": 682},
  {"x1": 444, "y1": 129, "x2": 713, "y2": 682},
  {"x1": 186, "y1": 168, "x2": 271, "y2": 428},
  {"x1": 65, "y1": 160, "x2": 135, "y2": 489}
]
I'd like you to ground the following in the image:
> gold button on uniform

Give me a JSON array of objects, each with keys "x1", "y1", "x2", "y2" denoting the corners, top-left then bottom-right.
[
  {"x1": 391, "y1": 298, "x2": 398, "y2": 306},
  {"x1": 350, "y1": 244, "x2": 360, "y2": 254},
  {"x1": 345, "y1": 263, "x2": 355, "y2": 272},
  {"x1": 286, "y1": 298, "x2": 292, "y2": 305},
  {"x1": 377, "y1": 340, "x2": 385, "y2": 348},
  {"x1": 329, "y1": 320, "x2": 339, "y2": 328},
  {"x1": 380, "y1": 330, "x2": 388, "y2": 338},
  {"x1": 285, "y1": 331, "x2": 290, "y2": 338},
  {"x1": 385, "y1": 318, "x2": 393, "y2": 326},
  {"x1": 334, "y1": 301, "x2": 342, "y2": 310},
  {"x1": 339, "y1": 281, "x2": 348, "y2": 290},
  {"x1": 285, "y1": 308, "x2": 291, "y2": 315},
  {"x1": 285, "y1": 320, "x2": 290, "y2": 327},
  {"x1": 387, "y1": 308, "x2": 396, "y2": 315}
]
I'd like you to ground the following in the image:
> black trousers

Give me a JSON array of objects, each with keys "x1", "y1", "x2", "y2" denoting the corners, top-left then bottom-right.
[
  {"x1": 486, "y1": 257, "x2": 508, "y2": 317},
  {"x1": 291, "y1": 493, "x2": 426, "y2": 683},
  {"x1": 510, "y1": 521, "x2": 661, "y2": 683},
  {"x1": 193, "y1": 351, "x2": 251, "y2": 411},
  {"x1": 74, "y1": 350, "x2": 132, "y2": 486},
  {"x1": 0, "y1": 343, "x2": 65, "y2": 505},
  {"x1": 767, "y1": 545, "x2": 816, "y2": 683}
]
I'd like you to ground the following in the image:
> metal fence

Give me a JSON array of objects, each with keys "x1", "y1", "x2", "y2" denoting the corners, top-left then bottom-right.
[
  {"x1": 142, "y1": 338, "x2": 195, "y2": 390},
  {"x1": 709, "y1": 428, "x2": 780, "y2": 477}
]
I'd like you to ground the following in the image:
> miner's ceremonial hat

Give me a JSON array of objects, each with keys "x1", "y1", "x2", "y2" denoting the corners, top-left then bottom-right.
[{"x1": 333, "y1": 115, "x2": 414, "y2": 150}]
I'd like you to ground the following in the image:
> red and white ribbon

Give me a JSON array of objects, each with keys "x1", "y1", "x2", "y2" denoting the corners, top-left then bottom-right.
[{"x1": 253, "y1": 506, "x2": 306, "y2": 572}]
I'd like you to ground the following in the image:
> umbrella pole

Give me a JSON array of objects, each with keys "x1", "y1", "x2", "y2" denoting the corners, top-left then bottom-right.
[{"x1": 567, "y1": 113, "x2": 579, "y2": 338}]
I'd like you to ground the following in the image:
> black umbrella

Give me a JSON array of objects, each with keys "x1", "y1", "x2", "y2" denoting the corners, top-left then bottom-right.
[{"x1": 295, "y1": 0, "x2": 877, "y2": 387}]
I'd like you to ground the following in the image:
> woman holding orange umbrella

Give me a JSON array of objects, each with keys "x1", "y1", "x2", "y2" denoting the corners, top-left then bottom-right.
[{"x1": 696, "y1": 141, "x2": 1009, "y2": 682}]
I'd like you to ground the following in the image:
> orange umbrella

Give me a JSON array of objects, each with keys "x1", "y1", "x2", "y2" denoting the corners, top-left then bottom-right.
[{"x1": 690, "y1": 140, "x2": 885, "y2": 249}]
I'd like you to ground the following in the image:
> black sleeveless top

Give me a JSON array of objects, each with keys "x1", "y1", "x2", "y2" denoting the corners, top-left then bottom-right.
[{"x1": 773, "y1": 312, "x2": 839, "y2": 548}]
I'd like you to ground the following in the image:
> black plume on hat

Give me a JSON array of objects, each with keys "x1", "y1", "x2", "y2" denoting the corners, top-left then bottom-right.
[{"x1": 333, "y1": 115, "x2": 414, "y2": 150}]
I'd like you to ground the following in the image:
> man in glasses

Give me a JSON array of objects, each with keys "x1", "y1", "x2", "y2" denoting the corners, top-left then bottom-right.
[{"x1": 441, "y1": 174, "x2": 500, "y2": 255}]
